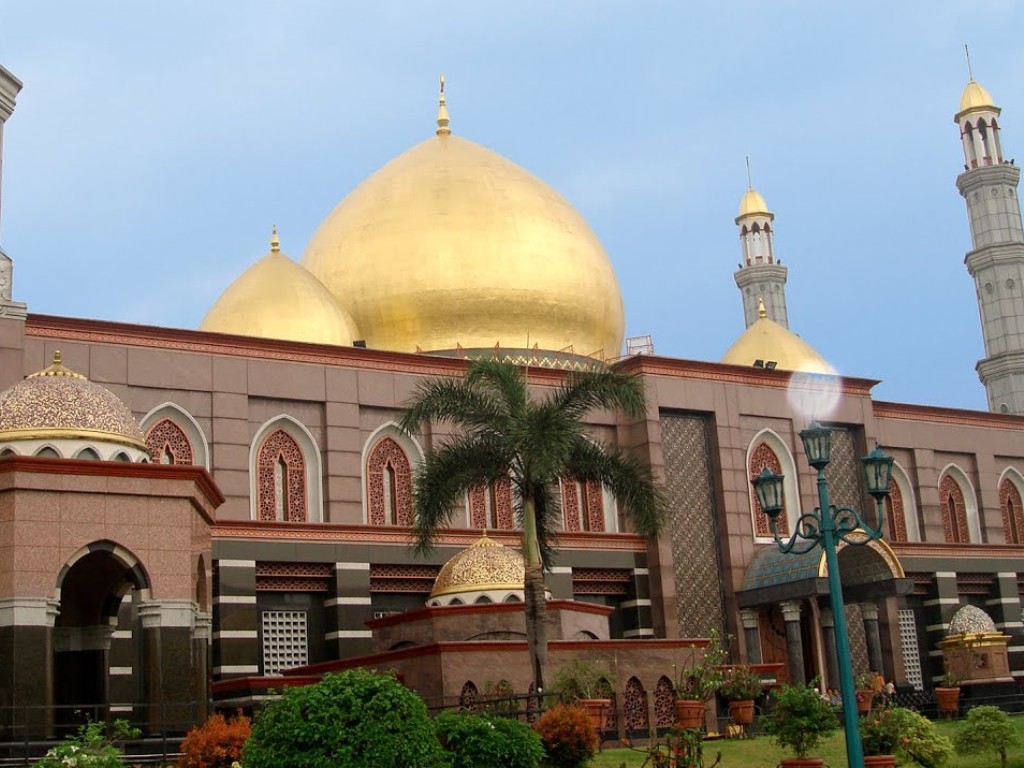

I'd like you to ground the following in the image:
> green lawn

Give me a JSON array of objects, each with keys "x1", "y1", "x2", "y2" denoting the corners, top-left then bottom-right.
[{"x1": 587, "y1": 716, "x2": 1024, "y2": 767}]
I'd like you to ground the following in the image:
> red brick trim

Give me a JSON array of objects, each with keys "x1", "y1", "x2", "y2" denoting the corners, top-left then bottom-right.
[
  {"x1": 890, "y1": 542, "x2": 1024, "y2": 558},
  {"x1": 366, "y1": 599, "x2": 614, "y2": 629},
  {"x1": 874, "y1": 400, "x2": 1024, "y2": 430}
]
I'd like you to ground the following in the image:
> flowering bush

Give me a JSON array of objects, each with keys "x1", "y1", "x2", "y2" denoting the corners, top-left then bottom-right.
[
  {"x1": 178, "y1": 712, "x2": 251, "y2": 768},
  {"x1": 860, "y1": 707, "x2": 952, "y2": 767},
  {"x1": 673, "y1": 630, "x2": 730, "y2": 702},
  {"x1": 436, "y1": 710, "x2": 544, "y2": 768},
  {"x1": 34, "y1": 719, "x2": 140, "y2": 768},
  {"x1": 533, "y1": 704, "x2": 597, "y2": 768},
  {"x1": 860, "y1": 706, "x2": 908, "y2": 756}
]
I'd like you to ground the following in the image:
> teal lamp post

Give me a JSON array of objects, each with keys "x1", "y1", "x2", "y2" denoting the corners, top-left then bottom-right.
[{"x1": 751, "y1": 421, "x2": 894, "y2": 768}]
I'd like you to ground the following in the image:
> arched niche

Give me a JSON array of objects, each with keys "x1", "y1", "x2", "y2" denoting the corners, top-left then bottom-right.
[
  {"x1": 887, "y1": 461, "x2": 920, "y2": 543},
  {"x1": 140, "y1": 403, "x2": 210, "y2": 469},
  {"x1": 249, "y1": 415, "x2": 324, "y2": 523},
  {"x1": 938, "y1": 464, "x2": 980, "y2": 543},
  {"x1": 747, "y1": 428, "x2": 802, "y2": 542},
  {"x1": 997, "y1": 467, "x2": 1024, "y2": 544},
  {"x1": 361, "y1": 422, "x2": 423, "y2": 525}
]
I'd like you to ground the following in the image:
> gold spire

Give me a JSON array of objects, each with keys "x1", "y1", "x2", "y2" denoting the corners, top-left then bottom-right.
[
  {"x1": 271, "y1": 225, "x2": 280, "y2": 254},
  {"x1": 965, "y1": 43, "x2": 974, "y2": 81},
  {"x1": 757, "y1": 297, "x2": 767, "y2": 319},
  {"x1": 28, "y1": 350, "x2": 87, "y2": 380},
  {"x1": 436, "y1": 74, "x2": 451, "y2": 136},
  {"x1": 746, "y1": 156, "x2": 753, "y2": 190}
]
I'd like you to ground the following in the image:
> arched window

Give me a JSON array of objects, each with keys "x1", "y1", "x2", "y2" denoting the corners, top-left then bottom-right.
[
  {"x1": 145, "y1": 418, "x2": 194, "y2": 465},
  {"x1": 999, "y1": 473, "x2": 1024, "y2": 545},
  {"x1": 35, "y1": 446, "x2": 60, "y2": 458},
  {"x1": 74, "y1": 447, "x2": 100, "y2": 461},
  {"x1": 623, "y1": 677, "x2": 649, "y2": 733},
  {"x1": 654, "y1": 676, "x2": 676, "y2": 728},
  {"x1": 366, "y1": 436, "x2": 413, "y2": 526},
  {"x1": 256, "y1": 430, "x2": 308, "y2": 522},
  {"x1": 939, "y1": 473, "x2": 969, "y2": 543},
  {"x1": 748, "y1": 438, "x2": 792, "y2": 538},
  {"x1": 469, "y1": 476, "x2": 515, "y2": 530},
  {"x1": 561, "y1": 477, "x2": 605, "y2": 532},
  {"x1": 459, "y1": 681, "x2": 478, "y2": 710},
  {"x1": 884, "y1": 477, "x2": 907, "y2": 542}
]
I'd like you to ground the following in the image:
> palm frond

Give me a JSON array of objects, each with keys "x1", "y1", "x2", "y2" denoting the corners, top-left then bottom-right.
[
  {"x1": 464, "y1": 358, "x2": 529, "y2": 417},
  {"x1": 398, "y1": 376, "x2": 509, "y2": 437},
  {"x1": 547, "y1": 368, "x2": 649, "y2": 421},
  {"x1": 564, "y1": 437, "x2": 668, "y2": 538}
]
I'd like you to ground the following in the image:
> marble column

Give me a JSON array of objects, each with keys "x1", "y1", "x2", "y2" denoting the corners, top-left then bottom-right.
[
  {"x1": 780, "y1": 600, "x2": 806, "y2": 686},
  {"x1": 0, "y1": 597, "x2": 59, "y2": 738},
  {"x1": 861, "y1": 602, "x2": 884, "y2": 677},
  {"x1": 819, "y1": 607, "x2": 841, "y2": 692},
  {"x1": 739, "y1": 608, "x2": 762, "y2": 664}
]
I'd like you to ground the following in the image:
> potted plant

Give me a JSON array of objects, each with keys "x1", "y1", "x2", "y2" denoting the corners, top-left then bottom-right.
[
  {"x1": 551, "y1": 658, "x2": 613, "y2": 734},
  {"x1": 673, "y1": 630, "x2": 728, "y2": 730},
  {"x1": 860, "y1": 706, "x2": 904, "y2": 768},
  {"x1": 762, "y1": 683, "x2": 839, "y2": 768},
  {"x1": 935, "y1": 663, "x2": 961, "y2": 718},
  {"x1": 718, "y1": 665, "x2": 764, "y2": 726},
  {"x1": 854, "y1": 671, "x2": 876, "y2": 714}
]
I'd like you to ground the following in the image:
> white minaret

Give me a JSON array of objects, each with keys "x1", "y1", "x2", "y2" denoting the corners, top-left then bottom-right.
[
  {"x1": 0, "y1": 64, "x2": 24, "y2": 318},
  {"x1": 733, "y1": 176, "x2": 788, "y2": 329},
  {"x1": 956, "y1": 63, "x2": 1024, "y2": 414}
]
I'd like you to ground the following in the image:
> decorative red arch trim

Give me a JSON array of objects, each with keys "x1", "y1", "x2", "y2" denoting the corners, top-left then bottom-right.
[
  {"x1": 145, "y1": 418, "x2": 194, "y2": 465},
  {"x1": 939, "y1": 474, "x2": 969, "y2": 543},
  {"x1": 999, "y1": 477, "x2": 1024, "y2": 545},
  {"x1": 257, "y1": 429, "x2": 307, "y2": 522},
  {"x1": 750, "y1": 443, "x2": 788, "y2": 536},
  {"x1": 366, "y1": 436, "x2": 413, "y2": 526}
]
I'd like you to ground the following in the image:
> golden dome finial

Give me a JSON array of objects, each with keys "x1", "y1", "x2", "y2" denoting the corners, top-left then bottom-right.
[
  {"x1": 29, "y1": 349, "x2": 86, "y2": 380},
  {"x1": 53, "y1": 350, "x2": 62, "y2": 367},
  {"x1": 271, "y1": 225, "x2": 280, "y2": 254},
  {"x1": 757, "y1": 297, "x2": 767, "y2": 319},
  {"x1": 965, "y1": 43, "x2": 974, "y2": 82},
  {"x1": 436, "y1": 73, "x2": 451, "y2": 137}
]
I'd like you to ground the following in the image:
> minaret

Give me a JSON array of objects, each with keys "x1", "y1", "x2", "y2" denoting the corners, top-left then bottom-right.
[
  {"x1": 956, "y1": 62, "x2": 1024, "y2": 414},
  {"x1": 0, "y1": 64, "x2": 25, "y2": 319},
  {"x1": 733, "y1": 174, "x2": 789, "y2": 329}
]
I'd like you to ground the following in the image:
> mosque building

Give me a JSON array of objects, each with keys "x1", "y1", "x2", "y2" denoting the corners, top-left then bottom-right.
[{"x1": 1, "y1": 61, "x2": 1023, "y2": 735}]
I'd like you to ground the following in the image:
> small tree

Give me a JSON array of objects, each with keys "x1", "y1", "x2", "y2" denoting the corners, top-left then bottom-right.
[
  {"x1": 243, "y1": 670, "x2": 449, "y2": 768},
  {"x1": 761, "y1": 684, "x2": 839, "y2": 760},
  {"x1": 955, "y1": 705, "x2": 1019, "y2": 768}
]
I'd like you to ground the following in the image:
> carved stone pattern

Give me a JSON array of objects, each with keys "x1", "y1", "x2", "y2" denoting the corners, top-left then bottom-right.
[
  {"x1": 939, "y1": 474, "x2": 969, "y2": 543},
  {"x1": 584, "y1": 480, "x2": 605, "y2": 532},
  {"x1": 823, "y1": 428, "x2": 866, "y2": 512},
  {"x1": 661, "y1": 414, "x2": 725, "y2": 639},
  {"x1": 750, "y1": 443, "x2": 787, "y2": 536},
  {"x1": 257, "y1": 430, "x2": 307, "y2": 522},
  {"x1": 573, "y1": 568, "x2": 632, "y2": 582},
  {"x1": 844, "y1": 602, "x2": 870, "y2": 675},
  {"x1": 654, "y1": 676, "x2": 676, "y2": 727},
  {"x1": 594, "y1": 678, "x2": 617, "y2": 731},
  {"x1": 999, "y1": 478, "x2": 1024, "y2": 544},
  {"x1": 369, "y1": 563, "x2": 439, "y2": 593},
  {"x1": 366, "y1": 437, "x2": 413, "y2": 526},
  {"x1": 468, "y1": 477, "x2": 515, "y2": 529},
  {"x1": 459, "y1": 681, "x2": 478, "y2": 710},
  {"x1": 623, "y1": 676, "x2": 649, "y2": 732},
  {"x1": 469, "y1": 485, "x2": 488, "y2": 528},
  {"x1": 256, "y1": 576, "x2": 329, "y2": 592},
  {"x1": 885, "y1": 478, "x2": 908, "y2": 543},
  {"x1": 562, "y1": 479, "x2": 581, "y2": 532},
  {"x1": 145, "y1": 418, "x2": 194, "y2": 465},
  {"x1": 572, "y1": 581, "x2": 629, "y2": 595},
  {"x1": 572, "y1": 567, "x2": 630, "y2": 596},
  {"x1": 956, "y1": 573, "x2": 995, "y2": 596},
  {"x1": 256, "y1": 562, "x2": 333, "y2": 578}
]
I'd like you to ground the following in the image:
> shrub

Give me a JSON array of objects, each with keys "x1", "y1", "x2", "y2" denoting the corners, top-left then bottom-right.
[
  {"x1": 243, "y1": 670, "x2": 450, "y2": 768},
  {"x1": 551, "y1": 658, "x2": 612, "y2": 701},
  {"x1": 436, "y1": 711, "x2": 544, "y2": 768},
  {"x1": 533, "y1": 704, "x2": 597, "y2": 768},
  {"x1": 177, "y1": 712, "x2": 251, "y2": 768},
  {"x1": 761, "y1": 683, "x2": 838, "y2": 759},
  {"x1": 887, "y1": 707, "x2": 953, "y2": 768},
  {"x1": 35, "y1": 719, "x2": 140, "y2": 768},
  {"x1": 718, "y1": 665, "x2": 764, "y2": 701},
  {"x1": 955, "y1": 705, "x2": 1019, "y2": 768}
]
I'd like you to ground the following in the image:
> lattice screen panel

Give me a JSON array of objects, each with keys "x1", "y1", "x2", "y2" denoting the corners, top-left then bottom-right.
[
  {"x1": 844, "y1": 602, "x2": 870, "y2": 675},
  {"x1": 261, "y1": 610, "x2": 308, "y2": 676},
  {"x1": 898, "y1": 609, "x2": 924, "y2": 691}
]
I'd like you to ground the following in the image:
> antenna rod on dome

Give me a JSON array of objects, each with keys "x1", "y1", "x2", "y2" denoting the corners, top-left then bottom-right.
[
  {"x1": 965, "y1": 44, "x2": 974, "y2": 81},
  {"x1": 746, "y1": 156, "x2": 752, "y2": 190},
  {"x1": 436, "y1": 73, "x2": 451, "y2": 136}
]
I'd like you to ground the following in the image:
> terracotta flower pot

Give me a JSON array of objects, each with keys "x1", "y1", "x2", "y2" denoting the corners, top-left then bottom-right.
[
  {"x1": 864, "y1": 756, "x2": 896, "y2": 767},
  {"x1": 856, "y1": 689, "x2": 874, "y2": 714},
  {"x1": 577, "y1": 698, "x2": 611, "y2": 733},
  {"x1": 674, "y1": 698, "x2": 705, "y2": 730},
  {"x1": 779, "y1": 759, "x2": 825, "y2": 768},
  {"x1": 935, "y1": 686, "x2": 960, "y2": 716},
  {"x1": 727, "y1": 698, "x2": 755, "y2": 726}
]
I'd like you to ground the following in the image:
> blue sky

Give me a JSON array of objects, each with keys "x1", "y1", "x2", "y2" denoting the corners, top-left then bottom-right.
[{"x1": 2, "y1": 2, "x2": 1023, "y2": 411}]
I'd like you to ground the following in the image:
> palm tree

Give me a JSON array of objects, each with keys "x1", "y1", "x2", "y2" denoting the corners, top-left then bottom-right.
[{"x1": 399, "y1": 358, "x2": 667, "y2": 693}]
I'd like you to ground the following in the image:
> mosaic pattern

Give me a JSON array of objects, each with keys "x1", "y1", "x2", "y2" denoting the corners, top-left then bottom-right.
[
  {"x1": 562, "y1": 478, "x2": 581, "y2": 531},
  {"x1": 145, "y1": 418, "x2": 194, "y2": 465},
  {"x1": 823, "y1": 428, "x2": 864, "y2": 511},
  {"x1": 367, "y1": 437, "x2": 413, "y2": 525},
  {"x1": 594, "y1": 678, "x2": 617, "y2": 731},
  {"x1": 623, "y1": 676, "x2": 649, "y2": 733},
  {"x1": 999, "y1": 478, "x2": 1024, "y2": 544},
  {"x1": 749, "y1": 443, "x2": 788, "y2": 536},
  {"x1": 256, "y1": 430, "x2": 307, "y2": 522},
  {"x1": 560, "y1": 478, "x2": 605, "y2": 532},
  {"x1": 654, "y1": 676, "x2": 676, "y2": 728},
  {"x1": 885, "y1": 478, "x2": 908, "y2": 543},
  {"x1": 429, "y1": 534, "x2": 525, "y2": 598},
  {"x1": 469, "y1": 476, "x2": 515, "y2": 529},
  {"x1": 948, "y1": 604, "x2": 997, "y2": 635},
  {"x1": 661, "y1": 414, "x2": 725, "y2": 638},
  {"x1": 939, "y1": 474, "x2": 969, "y2": 543},
  {"x1": 0, "y1": 354, "x2": 145, "y2": 446},
  {"x1": 459, "y1": 681, "x2": 478, "y2": 710},
  {"x1": 845, "y1": 603, "x2": 869, "y2": 675}
]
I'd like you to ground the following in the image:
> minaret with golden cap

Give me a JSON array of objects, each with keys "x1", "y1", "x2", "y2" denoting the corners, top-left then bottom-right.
[
  {"x1": 956, "y1": 52, "x2": 1024, "y2": 414},
  {"x1": 733, "y1": 160, "x2": 788, "y2": 329},
  {"x1": 0, "y1": 63, "x2": 25, "y2": 318}
]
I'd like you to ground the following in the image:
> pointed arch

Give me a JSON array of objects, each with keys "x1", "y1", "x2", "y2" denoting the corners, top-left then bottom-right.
[
  {"x1": 654, "y1": 675, "x2": 676, "y2": 727},
  {"x1": 459, "y1": 681, "x2": 478, "y2": 710},
  {"x1": 362, "y1": 422, "x2": 422, "y2": 526},
  {"x1": 249, "y1": 415, "x2": 323, "y2": 523},
  {"x1": 140, "y1": 403, "x2": 209, "y2": 469},
  {"x1": 938, "y1": 464, "x2": 979, "y2": 543},
  {"x1": 998, "y1": 468, "x2": 1024, "y2": 545},
  {"x1": 34, "y1": 445, "x2": 61, "y2": 458},
  {"x1": 885, "y1": 461, "x2": 919, "y2": 543},
  {"x1": 56, "y1": 540, "x2": 152, "y2": 598},
  {"x1": 560, "y1": 476, "x2": 606, "y2": 532},
  {"x1": 747, "y1": 429, "x2": 801, "y2": 541},
  {"x1": 74, "y1": 447, "x2": 100, "y2": 461},
  {"x1": 623, "y1": 676, "x2": 649, "y2": 733}
]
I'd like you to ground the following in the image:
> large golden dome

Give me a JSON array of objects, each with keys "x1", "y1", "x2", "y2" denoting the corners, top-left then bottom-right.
[
  {"x1": 429, "y1": 533, "x2": 525, "y2": 600},
  {"x1": 302, "y1": 117, "x2": 625, "y2": 357},
  {"x1": 0, "y1": 352, "x2": 146, "y2": 448},
  {"x1": 202, "y1": 231, "x2": 361, "y2": 346},
  {"x1": 722, "y1": 301, "x2": 834, "y2": 374}
]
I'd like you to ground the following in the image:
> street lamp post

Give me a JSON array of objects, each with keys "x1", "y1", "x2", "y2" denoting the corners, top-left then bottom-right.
[{"x1": 752, "y1": 421, "x2": 894, "y2": 768}]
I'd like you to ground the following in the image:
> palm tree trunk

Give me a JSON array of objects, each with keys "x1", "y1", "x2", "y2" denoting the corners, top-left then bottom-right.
[{"x1": 522, "y1": 495, "x2": 548, "y2": 696}]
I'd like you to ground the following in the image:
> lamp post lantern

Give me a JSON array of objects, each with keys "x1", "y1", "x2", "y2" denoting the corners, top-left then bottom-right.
[{"x1": 751, "y1": 422, "x2": 893, "y2": 768}]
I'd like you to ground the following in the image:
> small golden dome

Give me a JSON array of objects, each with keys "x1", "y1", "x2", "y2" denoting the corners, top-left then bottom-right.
[
  {"x1": 302, "y1": 130, "x2": 625, "y2": 357},
  {"x1": 201, "y1": 230, "x2": 361, "y2": 346},
  {"x1": 429, "y1": 533, "x2": 525, "y2": 599},
  {"x1": 722, "y1": 303, "x2": 834, "y2": 374},
  {"x1": 0, "y1": 352, "x2": 146, "y2": 448},
  {"x1": 957, "y1": 80, "x2": 998, "y2": 119},
  {"x1": 737, "y1": 187, "x2": 772, "y2": 219}
]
